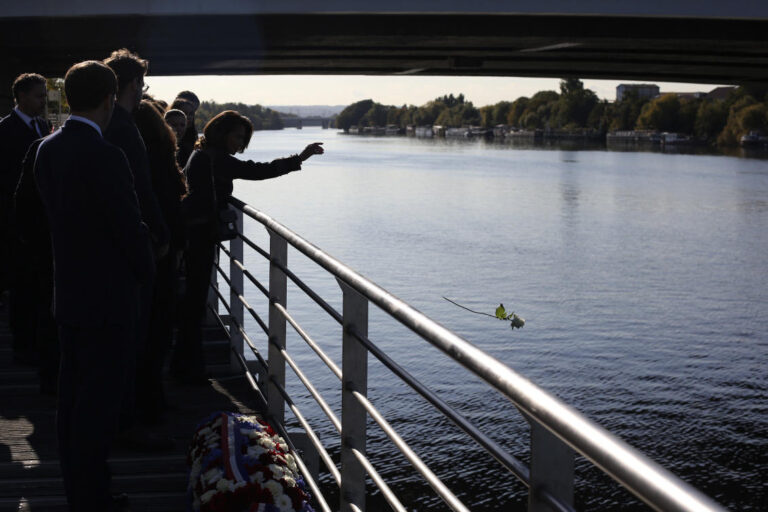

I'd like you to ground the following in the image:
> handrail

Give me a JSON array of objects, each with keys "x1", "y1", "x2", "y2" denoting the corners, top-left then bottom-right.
[{"x1": 228, "y1": 196, "x2": 725, "y2": 512}]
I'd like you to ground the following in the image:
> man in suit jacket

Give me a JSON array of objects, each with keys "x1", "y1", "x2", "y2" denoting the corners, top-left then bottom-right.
[
  {"x1": 35, "y1": 60, "x2": 154, "y2": 512},
  {"x1": 0, "y1": 73, "x2": 51, "y2": 364},
  {"x1": 103, "y1": 49, "x2": 173, "y2": 444}
]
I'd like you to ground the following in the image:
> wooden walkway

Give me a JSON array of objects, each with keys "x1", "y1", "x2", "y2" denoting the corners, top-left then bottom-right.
[{"x1": 0, "y1": 298, "x2": 262, "y2": 512}]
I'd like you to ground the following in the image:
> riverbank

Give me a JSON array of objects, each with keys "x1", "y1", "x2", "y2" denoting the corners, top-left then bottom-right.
[{"x1": 337, "y1": 127, "x2": 768, "y2": 159}]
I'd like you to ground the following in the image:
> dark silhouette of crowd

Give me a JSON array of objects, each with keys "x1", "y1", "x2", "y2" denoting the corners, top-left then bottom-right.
[{"x1": 0, "y1": 50, "x2": 323, "y2": 512}]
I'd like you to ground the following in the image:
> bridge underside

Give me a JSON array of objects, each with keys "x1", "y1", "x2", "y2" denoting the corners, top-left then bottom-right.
[{"x1": 1, "y1": 13, "x2": 767, "y2": 86}]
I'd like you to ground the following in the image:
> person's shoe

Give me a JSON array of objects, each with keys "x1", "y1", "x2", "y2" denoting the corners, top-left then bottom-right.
[{"x1": 114, "y1": 426, "x2": 174, "y2": 452}]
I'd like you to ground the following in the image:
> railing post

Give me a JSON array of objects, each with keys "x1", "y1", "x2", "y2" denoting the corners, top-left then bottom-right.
[
  {"x1": 229, "y1": 207, "x2": 244, "y2": 373},
  {"x1": 527, "y1": 416, "x2": 574, "y2": 512},
  {"x1": 267, "y1": 228, "x2": 287, "y2": 424},
  {"x1": 338, "y1": 279, "x2": 368, "y2": 512}
]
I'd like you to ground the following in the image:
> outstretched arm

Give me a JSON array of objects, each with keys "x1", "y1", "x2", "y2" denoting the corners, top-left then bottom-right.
[{"x1": 223, "y1": 142, "x2": 324, "y2": 181}]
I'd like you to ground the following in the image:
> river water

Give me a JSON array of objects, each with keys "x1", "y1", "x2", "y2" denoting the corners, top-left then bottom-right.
[{"x1": 228, "y1": 127, "x2": 767, "y2": 511}]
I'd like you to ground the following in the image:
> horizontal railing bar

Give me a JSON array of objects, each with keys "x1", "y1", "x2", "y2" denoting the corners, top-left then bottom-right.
[
  {"x1": 350, "y1": 447, "x2": 408, "y2": 512},
  {"x1": 230, "y1": 197, "x2": 726, "y2": 512},
  {"x1": 349, "y1": 389, "x2": 470, "y2": 512},
  {"x1": 215, "y1": 263, "x2": 269, "y2": 336},
  {"x1": 230, "y1": 346, "x2": 268, "y2": 410},
  {"x1": 279, "y1": 343, "x2": 342, "y2": 433},
  {"x1": 276, "y1": 260, "x2": 343, "y2": 325},
  {"x1": 229, "y1": 313, "x2": 269, "y2": 380},
  {"x1": 350, "y1": 331, "x2": 532, "y2": 487},
  {"x1": 273, "y1": 303, "x2": 343, "y2": 380},
  {"x1": 219, "y1": 244, "x2": 270, "y2": 299},
  {"x1": 270, "y1": 376, "x2": 342, "y2": 486},
  {"x1": 239, "y1": 232, "x2": 270, "y2": 261},
  {"x1": 211, "y1": 286, "x2": 232, "y2": 316}
]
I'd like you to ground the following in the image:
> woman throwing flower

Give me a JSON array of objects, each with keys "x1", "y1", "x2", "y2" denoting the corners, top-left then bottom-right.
[{"x1": 172, "y1": 110, "x2": 323, "y2": 383}]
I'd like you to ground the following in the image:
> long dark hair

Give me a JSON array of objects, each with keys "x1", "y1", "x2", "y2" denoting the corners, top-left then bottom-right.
[
  {"x1": 134, "y1": 99, "x2": 187, "y2": 199},
  {"x1": 195, "y1": 110, "x2": 253, "y2": 153}
]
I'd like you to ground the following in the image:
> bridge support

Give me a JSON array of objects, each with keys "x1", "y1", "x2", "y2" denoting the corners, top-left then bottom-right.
[{"x1": 338, "y1": 279, "x2": 368, "y2": 512}]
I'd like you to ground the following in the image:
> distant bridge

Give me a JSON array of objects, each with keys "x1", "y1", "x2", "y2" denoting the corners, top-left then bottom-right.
[
  {"x1": 281, "y1": 116, "x2": 335, "y2": 129},
  {"x1": 0, "y1": 2, "x2": 767, "y2": 110}
]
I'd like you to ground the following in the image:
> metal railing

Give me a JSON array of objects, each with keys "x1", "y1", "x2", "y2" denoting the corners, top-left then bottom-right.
[{"x1": 206, "y1": 196, "x2": 726, "y2": 512}]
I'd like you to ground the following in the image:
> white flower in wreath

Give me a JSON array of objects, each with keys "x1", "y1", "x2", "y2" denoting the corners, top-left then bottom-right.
[
  {"x1": 216, "y1": 478, "x2": 235, "y2": 493},
  {"x1": 260, "y1": 438, "x2": 276, "y2": 450},
  {"x1": 269, "y1": 464, "x2": 285, "y2": 479},
  {"x1": 265, "y1": 480, "x2": 284, "y2": 499},
  {"x1": 248, "y1": 445, "x2": 267, "y2": 457},
  {"x1": 282, "y1": 476, "x2": 296, "y2": 488},
  {"x1": 200, "y1": 489, "x2": 217, "y2": 504},
  {"x1": 277, "y1": 493, "x2": 294, "y2": 511},
  {"x1": 284, "y1": 454, "x2": 298, "y2": 473}
]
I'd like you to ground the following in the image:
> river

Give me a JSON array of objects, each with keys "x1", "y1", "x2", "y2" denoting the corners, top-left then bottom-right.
[{"x1": 227, "y1": 127, "x2": 767, "y2": 510}]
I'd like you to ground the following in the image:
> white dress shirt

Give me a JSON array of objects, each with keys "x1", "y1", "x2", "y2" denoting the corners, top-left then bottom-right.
[
  {"x1": 14, "y1": 106, "x2": 41, "y2": 136},
  {"x1": 68, "y1": 115, "x2": 102, "y2": 137}
]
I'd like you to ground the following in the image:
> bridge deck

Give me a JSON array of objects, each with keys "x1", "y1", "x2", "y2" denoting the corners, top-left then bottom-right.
[{"x1": 0, "y1": 300, "x2": 261, "y2": 512}]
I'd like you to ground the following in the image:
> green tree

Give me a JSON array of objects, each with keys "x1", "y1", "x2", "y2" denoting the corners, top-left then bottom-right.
[
  {"x1": 519, "y1": 90, "x2": 559, "y2": 129},
  {"x1": 335, "y1": 99, "x2": 375, "y2": 131},
  {"x1": 636, "y1": 94, "x2": 682, "y2": 132},
  {"x1": 694, "y1": 100, "x2": 729, "y2": 141},
  {"x1": 506, "y1": 97, "x2": 529, "y2": 127},
  {"x1": 716, "y1": 94, "x2": 761, "y2": 146},
  {"x1": 554, "y1": 78, "x2": 599, "y2": 129},
  {"x1": 586, "y1": 100, "x2": 613, "y2": 133},
  {"x1": 608, "y1": 90, "x2": 647, "y2": 131}
]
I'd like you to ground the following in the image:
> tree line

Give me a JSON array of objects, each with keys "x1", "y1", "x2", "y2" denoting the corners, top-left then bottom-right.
[
  {"x1": 335, "y1": 79, "x2": 768, "y2": 146},
  {"x1": 194, "y1": 101, "x2": 285, "y2": 131}
]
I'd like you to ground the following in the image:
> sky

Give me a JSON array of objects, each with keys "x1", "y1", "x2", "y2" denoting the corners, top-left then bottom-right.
[{"x1": 145, "y1": 75, "x2": 723, "y2": 108}]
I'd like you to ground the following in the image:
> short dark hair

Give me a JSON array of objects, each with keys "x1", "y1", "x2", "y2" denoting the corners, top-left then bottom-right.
[
  {"x1": 197, "y1": 110, "x2": 252, "y2": 153},
  {"x1": 170, "y1": 97, "x2": 194, "y2": 113},
  {"x1": 164, "y1": 109, "x2": 186, "y2": 121},
  {"x1": 64, "y1": 61, "x2": 117, "y2": 111},
  {"x1": 12, "y1": 73, "x2": 46, "y2": 101},
  {"x1": 103, "y1": 48, "x2": 147, "y2": 94},
  {"x1": 175, "y1": 90, "x2": 200, "y2": 108}
]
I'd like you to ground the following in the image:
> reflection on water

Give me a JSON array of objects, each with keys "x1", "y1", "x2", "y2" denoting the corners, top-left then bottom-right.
[{"x1": 232, "y1": 128, "x2": 768, "y2": 510}]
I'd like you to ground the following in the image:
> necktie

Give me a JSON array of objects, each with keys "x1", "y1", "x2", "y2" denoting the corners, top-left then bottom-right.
[{"x1": 30, "y1": 118, "x2": 40, "y2": 137}]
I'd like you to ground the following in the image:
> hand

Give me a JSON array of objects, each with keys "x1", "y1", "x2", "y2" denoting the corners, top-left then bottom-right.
[{"x1": 299, "y1": 142, "x2": 324, "y2": 162}]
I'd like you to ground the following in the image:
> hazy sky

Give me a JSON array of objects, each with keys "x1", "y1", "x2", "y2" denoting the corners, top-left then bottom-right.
[{"x1": 145, "y1": 74, "x2": 723, "y2": 107}]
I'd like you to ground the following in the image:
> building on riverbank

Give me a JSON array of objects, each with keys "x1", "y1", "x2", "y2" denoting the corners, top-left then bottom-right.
[{"x1": 616, "y1": 83, "x2": 660, "y2": 101}]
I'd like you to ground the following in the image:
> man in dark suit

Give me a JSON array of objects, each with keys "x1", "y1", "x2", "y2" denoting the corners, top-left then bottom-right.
[
  {"x1": 35, "y1": 60, "x2": 154, "y2": 512},
  {"x1": 103, "y1": 49, "x2": 170, "y2": 440},
  {"x1": 0, "y1": 73, "x2": 50, "y2": 364}
]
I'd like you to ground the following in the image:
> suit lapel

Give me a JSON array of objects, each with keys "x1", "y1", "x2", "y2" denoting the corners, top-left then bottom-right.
[{"x1": 11, "y1": 109, "x2": 39, "y2": 137}]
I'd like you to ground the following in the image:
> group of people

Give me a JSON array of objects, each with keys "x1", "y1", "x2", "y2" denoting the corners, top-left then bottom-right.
[{"x1": 0, "y1": 49, "x2": 323, "y2": 512}]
